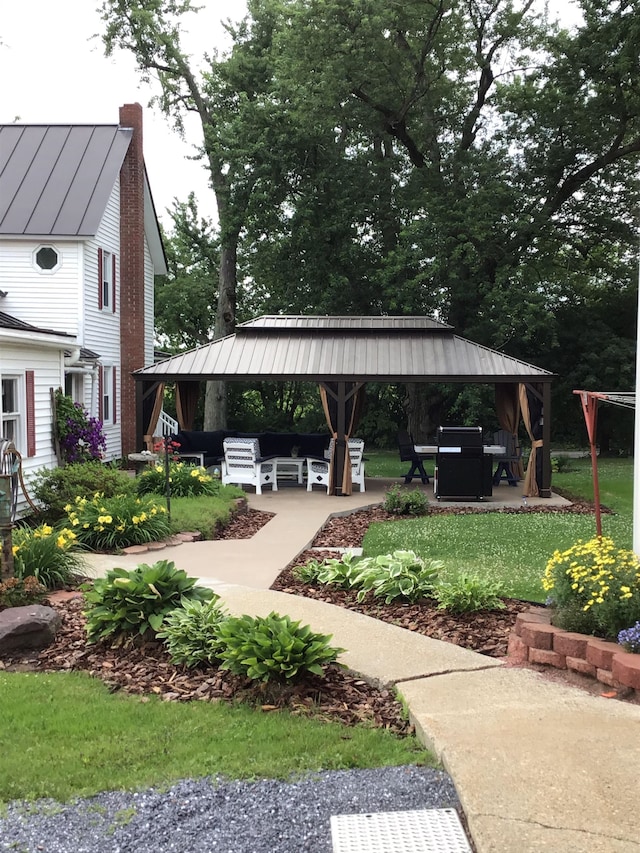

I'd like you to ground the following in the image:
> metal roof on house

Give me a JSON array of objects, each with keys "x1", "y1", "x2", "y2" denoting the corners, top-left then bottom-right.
[
  {"x1": 0, "y1": 124, "x2": 132, "y2": 237},
  {"x1": 0, "y1": 309, "x2": 73, "y2": 338},
  {"x1": 135, "y1": 315, "x2": 553, "y2": 384}
]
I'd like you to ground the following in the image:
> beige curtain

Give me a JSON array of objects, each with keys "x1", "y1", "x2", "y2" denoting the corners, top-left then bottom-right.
[
  {"x1": 519, "y1": 384, "x2": 542, "y2": 497},
  {"x1": 143, "y1": 382, "x2": 165, "y2": 450},
  {"x1": 176, "y1": 382, "x2": 200, "y2": 431},
  {"x1": 495, "y1": 383, "x2": 524, "y2": 478},
  {"x1": 319, "y1": 382, "x2": 366, "y2": 495}
]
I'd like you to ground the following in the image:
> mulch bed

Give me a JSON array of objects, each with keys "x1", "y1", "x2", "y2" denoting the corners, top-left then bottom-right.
[{"x1": 1, "y1": 494, "x2": 616, "y2": 731}]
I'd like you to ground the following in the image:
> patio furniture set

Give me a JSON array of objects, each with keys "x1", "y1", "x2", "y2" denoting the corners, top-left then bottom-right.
[{"x1": 172, "y1": 429, "x2": 365, "y2": 495}]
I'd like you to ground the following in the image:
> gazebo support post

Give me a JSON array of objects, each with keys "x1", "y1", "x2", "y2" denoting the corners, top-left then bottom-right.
[
  {"x1": 135, "y1": 379, "x2": 145, "y2": 453},
  {"x1": 335, "y1": 382, "x2": 347, "y2": 496},
  {"x1": 541, "y1": 381, "x2": 552, "y2": 497}
]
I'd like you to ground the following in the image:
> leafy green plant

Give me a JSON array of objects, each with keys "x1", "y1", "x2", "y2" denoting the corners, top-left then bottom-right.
[
  {"x1": 83, "y1": 560, "x2": 214, "y2": 643},
  {"x1": 53, "y1": 389, "x2": 106, "y2": 464},
  {"x1": 354, "y1": 551, "x2": 441, "y2": 604},
  {"x1": 551, "y1": 455, "x2": 572, "y2": 474},
  {"x1": 215, "y1": 612, "x2": 345, "y2": 682},
  {"x1": 383, "y1": 485, "x2": 429, "y2": 516},
  {"x1": 542, "y1": 536, "x2": 640, "y2": 638},
  {"x1": 136, "y1": 461, "x2": 218, "y2": 498},
  {"x1": 306, "y1": 552, "x2": 364, "y2": 589},
  {"x1": 157, "y1": 597, "x2": 228, "y2": 667},
  {"x1": 66, "y1": 493, "x2": 170, "y2": 551},
  {"x1": 433, "y1": 573, "x2": 506, "y2": 614},
  {"x1": 0, "y1": 575, "x2": 47, "y2": 608},
  {"x1": 11, "y1": 523, "x2": 87, "y2": 589},
  {"x1": 30, "y1": 462, "x2": 136, "y2": 523}
]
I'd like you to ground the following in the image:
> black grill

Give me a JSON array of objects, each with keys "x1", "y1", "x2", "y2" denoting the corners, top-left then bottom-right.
[{"x1": 435, "y1": 426, "x2": 492, "y2": 500}]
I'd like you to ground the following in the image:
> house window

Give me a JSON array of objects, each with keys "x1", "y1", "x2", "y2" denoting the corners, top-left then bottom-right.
[
  {"x1": 102, "y1": 366, "x2": 112, "y2": 422},
  {"x1": 102, "y1": 251, "x2": 113, "y2": 310},
  {"x1": 1, "y1": 377, "x2": 20, "y2": 443},
  {"x1": 34, "y1": 245, "x2": 59, "y2": 272}
]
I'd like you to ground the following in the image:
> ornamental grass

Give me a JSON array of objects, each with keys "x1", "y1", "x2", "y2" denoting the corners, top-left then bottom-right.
[
  {"x1": 542, "y1": 536, "x2": 640, "y2": 638},
  {"x1": 65, "y1": 493, "x2": 171, "y2": 551}
]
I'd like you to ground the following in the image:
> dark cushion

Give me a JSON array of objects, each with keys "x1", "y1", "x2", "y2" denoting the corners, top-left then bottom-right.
[{"x1": 174, "y1": 430, "x2": 330, "y2": 465}]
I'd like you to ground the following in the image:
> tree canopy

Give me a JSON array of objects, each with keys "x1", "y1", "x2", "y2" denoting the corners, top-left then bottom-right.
[{"x1": 102, "y1": 0, "x2": 640, "y2": 447}]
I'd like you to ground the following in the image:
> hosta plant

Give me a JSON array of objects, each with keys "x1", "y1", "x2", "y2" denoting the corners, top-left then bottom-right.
[
  {"x1": 157, "y1": 597, "x2": 228, "y2": 667},
  {"x1": 543, "y1": 536, "x2": 640, "y2": 638},
  {"x1": 65, "y1": 493, "x2": 170, "y2": 551},
  {"x1": 296, "y1": 552, "x2": 363, "y2": 589},
  {"x1": 12, "y1": 523, "x2": 86, "y2": 589},
  {"x1": 433, "y1": 573, "x2": 506, "y2": 614},
  {"x1": 215, "y1": 612, "x2": 345, "y2": 682},
  {"x1": 354, "y1": 551, "x2": 441, "y2": 604},
  {"x1": 83, "y1": 560, "x2": 214, "y2": 643}
]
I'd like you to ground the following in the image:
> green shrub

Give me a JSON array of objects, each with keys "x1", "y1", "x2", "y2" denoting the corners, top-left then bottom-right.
[
  {"x1": 383, "y1": 485, "x2": 429, "y2": 516},
  {"x1": 30, "y1": 462, "x2": 136, "y2": 522},
  {"x1": 136, "y1": 462, "x2": 218, "y2": 498},
  {"x1": 551, "y1": 455, "x2": 572, "y2": 474},
  {"x1": 215, "y1": 612, "x2": 345, "y2": 682},
  {"x1": 66, "y1": 493, "x2": 170, "y2": 551},
  {"x1": 83, "y1": 560, "x2": 214, "y2": 643},
  {"x1": 354, "y1": 550, "x2": 441, "y2": 604},
  {"x1": 12, "y1": 523, "x2": 87, "y2": 589},
  {"x1": 0, "y1": 575, "x2": 47, "y2": 608},
  {"x1": 433, "y1": 573, "x2": 506, "y2": 614},
  {"x1": 300, "y1": 552, "x2": 363, "y2": 589},
  {"x1": 157, "y1": 597, "x2": 228, "y2": 667},
  {"x1": 297, "y1": 550, "x2": 441, "y2": 604},
  {"x1": 542, "y1": 536, "x2": 640, "y2": 638}
]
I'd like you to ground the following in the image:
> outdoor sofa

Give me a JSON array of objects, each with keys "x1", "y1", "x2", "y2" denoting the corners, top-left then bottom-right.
[{"x1": 173, "y1": 429, "x2": 330, "y2": 468}]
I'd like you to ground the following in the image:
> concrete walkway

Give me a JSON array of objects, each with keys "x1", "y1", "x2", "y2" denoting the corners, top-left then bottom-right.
[{"x1": 84, "y1": 480, "x2": 640, "y2": 853}]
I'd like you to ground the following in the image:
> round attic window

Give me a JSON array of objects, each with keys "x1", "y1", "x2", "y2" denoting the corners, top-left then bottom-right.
[{"x1": 35, "y1": 246, "x2": 59, "y2": 271}]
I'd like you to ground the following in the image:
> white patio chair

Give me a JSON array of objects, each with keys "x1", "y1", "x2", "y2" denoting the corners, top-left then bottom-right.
[
  {"x1": 221, "y1": 437, "x2": 277, "y2": 494},
  {"x1": 309, "y1": 438, "x2": 366, "y2": 493},
  {"x1": 306, "y1": 457, "x2": 331, "y2": 493}
]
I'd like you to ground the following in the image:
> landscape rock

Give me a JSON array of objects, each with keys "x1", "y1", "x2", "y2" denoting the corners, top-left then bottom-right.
[{"x1": 0, "y1": 604, "x2": 62, "y2": 653}]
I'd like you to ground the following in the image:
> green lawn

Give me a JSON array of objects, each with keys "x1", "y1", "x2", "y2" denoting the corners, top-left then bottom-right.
[
  {"x1": 0, "y1": 671, "x2": 431, "y2": 804},
  {"x1": 362, "y1": 455, "x2": 633, "y2": 602}
]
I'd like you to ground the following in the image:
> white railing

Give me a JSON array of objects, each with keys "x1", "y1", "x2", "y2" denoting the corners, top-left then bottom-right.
[{"x1": 156, "y1": 410, "x2": 179, "y2": 437}]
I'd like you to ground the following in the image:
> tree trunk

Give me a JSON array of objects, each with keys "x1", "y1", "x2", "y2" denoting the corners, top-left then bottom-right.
[
  {"x1": 404, "y1": 383, "x2": 443, "y2": 442},
  {"x1": 203, "y1": 241, "x2": 238, "y2": 430}
]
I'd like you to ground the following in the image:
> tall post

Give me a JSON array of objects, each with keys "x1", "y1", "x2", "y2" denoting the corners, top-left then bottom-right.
[
  {"x1": 0, "y1": 474, "x2": 14, "y2": 580},
  {"x1": 334, "y1": 382, "x2": 347, "y2": 496},
  {"x1": 540, "y1": 382, "x2": 552, "y2": 498},
  {"x1": 634, "y1": 259, "x2": 640, "y2": 554}
]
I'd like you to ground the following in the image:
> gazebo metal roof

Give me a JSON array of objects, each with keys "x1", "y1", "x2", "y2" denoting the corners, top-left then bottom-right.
[{"x1": 134, "y1": 315, "x2": 554, "y2": 384}]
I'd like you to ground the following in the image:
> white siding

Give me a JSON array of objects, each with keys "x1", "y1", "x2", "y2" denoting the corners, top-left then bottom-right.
[
  {"x1": 84, "y1": 183, "x2": 122, "y2": 462},
  {"x1": 0, "y1": 341, "x2": 64, "y2": 517},
  {"x1": 0, "y1": 240, "x2": 81, "y2": 336}
]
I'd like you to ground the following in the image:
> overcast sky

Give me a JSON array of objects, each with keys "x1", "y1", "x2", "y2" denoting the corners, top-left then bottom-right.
[{"x1": 0, "y1": 0, "x2": 247, "y2": 225}]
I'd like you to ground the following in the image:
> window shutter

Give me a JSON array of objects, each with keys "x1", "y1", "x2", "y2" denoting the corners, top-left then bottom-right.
[
  {"x1": 97, "y1": 248, "x2": 103, "y2": 310},
  {"x1": 112, "y1": 367, "x2": 117, "y2": 424},
  {"x1": 25, "y1": 370, "x2": 36, "y2": 457},
  {"x1": 112, "y1": 253, "x2": 117, "y2": 313},
  {"x1": 98, "y1": 366, "x2": 104, "y2": 421}
]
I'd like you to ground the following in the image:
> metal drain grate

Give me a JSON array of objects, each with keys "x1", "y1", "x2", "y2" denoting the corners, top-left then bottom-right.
[{"x1": 330, "y1": 808, "x2": 472, "y2": 853}]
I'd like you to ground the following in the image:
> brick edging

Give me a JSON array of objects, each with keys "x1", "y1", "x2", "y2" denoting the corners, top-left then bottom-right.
[
  {"x1": 121, "y1": 497, "x2": 249, "y2": 556},
  {"x1": 508, "y1": 607, "x2": 640, "y2": 694}
]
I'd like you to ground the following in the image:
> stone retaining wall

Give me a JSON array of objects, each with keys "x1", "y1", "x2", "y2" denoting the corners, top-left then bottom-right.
[{"x1": 508, "y1": 607, "x2": 640, "y2": 695}]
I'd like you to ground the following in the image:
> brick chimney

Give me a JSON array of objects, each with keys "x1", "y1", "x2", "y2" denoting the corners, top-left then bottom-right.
[{"x1": 118, "y1": 103, "x2": 145, "y2": 458}]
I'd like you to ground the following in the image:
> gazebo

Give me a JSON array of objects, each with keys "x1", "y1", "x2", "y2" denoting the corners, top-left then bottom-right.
[{"x1": 133, "y1": 316, "x2": 554, "y2": 497}]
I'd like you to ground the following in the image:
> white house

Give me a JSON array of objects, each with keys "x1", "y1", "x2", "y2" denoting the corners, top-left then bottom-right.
[{"x1": 0, "y1": 103, "x2": 167, "y2": 510}]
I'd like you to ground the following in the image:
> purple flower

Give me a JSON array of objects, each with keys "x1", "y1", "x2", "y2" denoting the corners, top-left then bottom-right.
[{"x1": 618, "y1": 622, "x2": 640, "y2": 653}]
